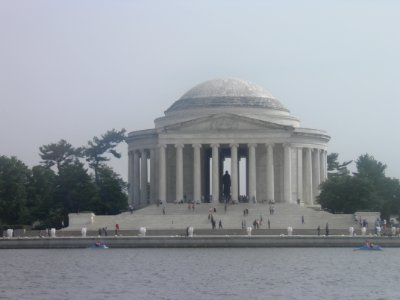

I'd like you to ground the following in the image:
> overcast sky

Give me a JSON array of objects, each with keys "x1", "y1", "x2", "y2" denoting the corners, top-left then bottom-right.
[{"x1": 1, "y1": 1, "x2": 399, "y2": 180}]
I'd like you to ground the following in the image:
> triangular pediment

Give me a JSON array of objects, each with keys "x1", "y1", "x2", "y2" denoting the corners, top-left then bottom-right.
[{"x1": 162, "y1": 113, "x2": 292, "y2": 133}]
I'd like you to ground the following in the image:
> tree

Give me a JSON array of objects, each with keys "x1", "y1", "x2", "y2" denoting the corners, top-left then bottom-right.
[
  {"x1": 379, "y1": 177, "x2": 400, "y2": 220},
  {"x1": 54, "y1": 161, "x2": 99, "y2": 216},
  {"x1": 95, "y1": 166, "x2": 128, "y2": 214},
  {"x1": 320, "y1": 153, "x2": 400, "y2": 217},
  {"x1": 319, "y1": 175, "x2": 379, "y2": 213},
  {"x1": 354, "y1": 154, "x2": 400, "y2": 220},
  {"x1": 0, "y1": 156, "x2": 31, "y2": 225},
  {"x1": 39, "y1": 139, "x2": 82, "y2": 173},
  {"x1": 84, "y1": 129, "x2": 126, "y2": 184},
  {"x1": 26, "y1": 165, "x2": 57, "y2": 227},
  {"x1": 355, "y1": 154, "x2": 386, "y2": 183},
  {"x1": 327, "y1": 153, "x2": 352, "y2": 178}
]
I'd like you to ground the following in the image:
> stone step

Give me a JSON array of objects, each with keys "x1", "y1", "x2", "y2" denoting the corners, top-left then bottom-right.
[{"x1": 67, "y1": 203, "x2": 361, "y2": 231}]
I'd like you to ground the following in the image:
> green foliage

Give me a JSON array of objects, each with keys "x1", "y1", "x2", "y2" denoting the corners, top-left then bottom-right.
[
  {"x1": 379, "y1": 177, "x2": 400, "y2": 220},
  {"x1": 319, "y1": 153, "x2": 400, "y2": 217},
  {"x1": 55, "y1": 161, "x2": 99, "y2": 214},
  {"x1": 355, "y1": 154, "x2": 386, "y2": 182},
  {"x1": 327, "y1": 153, "x2": 352, "y2": 178},
  {"x1": 0, "y1": 156, "x2": 31, "y2": 224},
  {"x1": 39, "y1": 139, "x2": 82, "y2": 173},
  {"x1": 319, "y1": 176, "x2": 379, "y2": 213},
  {"x1": 26, "y1": 165, "x2": 57, "y2": 225},
  {"x1": 84, "y1": 129, "x2": 126, "y2": 184},
  {"x1": 95, "y1": 166, "x2": 128, "y2": 214},
  {"x1": 0, "y1": 129, "x2": 128, "y2": 228}
]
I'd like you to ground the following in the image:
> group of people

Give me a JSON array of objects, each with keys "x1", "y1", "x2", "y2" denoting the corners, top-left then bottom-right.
[
  {"x1": 97, "y1": 224, "x2": 120, "y2": 236},
  {"x1": 269, "y1": 205, "x2": 275, "y2": 215},
  {"x1": 38, "y1": 229, "x2": 51, "y2": 238},
  {"x1": 253, "y1": 219, "x2": 261, "y2": 229},
  {"x1": 208, "y1": 207, "x2": 217, "y2": 215},
  {"x1": 98, "y1": 227, "x2": 108, "y2": 236},
  {"x1": 241, "y1": 216, "x2": 270, "y2": 229},
  {"x1": 208, "y1": 213, "x2": 223, "y2": 229},
  {"x1": 316, "y1": 223, "x2": 329, "y2": 236},
  {"x1": 365, "y1": 240, "x2": 376, "y2": 248}
]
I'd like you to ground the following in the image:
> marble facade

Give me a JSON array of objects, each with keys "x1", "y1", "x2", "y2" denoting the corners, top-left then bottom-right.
[{"x1": 127, "y1": 79, "x2": 330, "y2": 207}]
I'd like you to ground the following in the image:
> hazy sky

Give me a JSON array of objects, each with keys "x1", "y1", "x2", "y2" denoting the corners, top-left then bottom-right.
[{"x1": 1, "y1": 1, "x2": 399, "y2": 180}]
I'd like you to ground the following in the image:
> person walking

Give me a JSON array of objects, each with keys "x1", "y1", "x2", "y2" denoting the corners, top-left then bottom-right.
[
  {"x1": 317, "y1": 226, "x2": 321, "y2": 236},
  {"x1": 325, "y1": 223, "x2": 329, "y2": 236},
  {"x1": 267, "y1": 219, "x2": 271, "y2": 229},
  {"x1": 219, "y1": 220, "x2": 223, "y2": 229},
  {"x1": 301, "y1": 216, "x2": 305, "y2": 224}
]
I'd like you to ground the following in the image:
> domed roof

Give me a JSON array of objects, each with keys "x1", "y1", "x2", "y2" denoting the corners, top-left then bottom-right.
[{"x1": 166, "y1": 78, "x2": 288, "y2": 113}]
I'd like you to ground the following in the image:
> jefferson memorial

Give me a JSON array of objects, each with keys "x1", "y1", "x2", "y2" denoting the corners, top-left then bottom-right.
[{"x1": 127, "y1": 78, "x2": 329, "y2": 208}]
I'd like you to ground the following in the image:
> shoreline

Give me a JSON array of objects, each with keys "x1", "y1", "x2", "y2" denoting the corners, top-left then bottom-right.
[{"x1": 1, "y1": 235, "x2": 400, "y2": 249}]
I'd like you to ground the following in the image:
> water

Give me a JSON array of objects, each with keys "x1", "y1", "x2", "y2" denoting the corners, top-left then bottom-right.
[{"x1": 0, "y1": 248, "x2": 399, "y2": 300}]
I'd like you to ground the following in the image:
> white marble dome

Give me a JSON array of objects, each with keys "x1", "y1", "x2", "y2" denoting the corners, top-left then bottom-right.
[
  {"x1": 156, "y1": 78, "x2": 300, "y2": 128},
  {"x1": 166, "y1": 78, "x2": 288, "y2": 113}
]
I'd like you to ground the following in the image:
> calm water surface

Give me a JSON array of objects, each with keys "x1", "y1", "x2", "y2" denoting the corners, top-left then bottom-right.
[{"x1": 0, "y1": 248, "x2": 399, "y2": 300}]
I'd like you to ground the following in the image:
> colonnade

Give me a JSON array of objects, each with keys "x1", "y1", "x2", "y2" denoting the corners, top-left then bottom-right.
[{"x1": 128, "y1": 143, "x2": 328, "y2": 207}]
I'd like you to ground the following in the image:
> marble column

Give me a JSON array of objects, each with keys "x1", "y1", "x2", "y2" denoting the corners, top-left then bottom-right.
[
  {"x1": 193, "y1": 144, "x2": 202, "y2": 204},
  {"x1": 266, "y1": 144, "x2": 274, "y2": 203},
  {"x1": 158, "y1": 144, "x2": 167, "y2": 204},
  {"x1": 133, "y1": 150, "x2": 140, "y2": 207},
  {"x1": 304, "y1": 148, "x2": 313, "y2": 205},
  {"x1": 204, "y1": 151, "x2": 210, "y2": 202},
  {"x1": 319, "y1": 149, "x2": 325, "y2": 183},
  {"x1": 312, "y1": 149, "x2": 321, "y2": 200},
  {"x1": 175, "y1": 144, "x2": 184, "y2": 203},
  {"x1": 230, "y1": 143, "x2": 239, "y2": 203},
  {"x1": 238, "y1": 156, "x2": 241, "y2": 197},
  {"x1": 248, "y1": 143, "x2": 257, "y2": 203},
  {"x1": 283, "y1": 144, "x2": 292, "y2": 203},
  {"x1": 128, "y1": 151, "x2": 134, "y2": 205},
  {"x1": 141, "y1": 150, "x2": 148, "y2": 204},
  {"x1": 150, "y1": 148, "x2": 156, "y2": 203},
  {"x1": 297, "y1": 147, "x2": 303, "y2": 205},
  {"x1": 211, "y1": 143, "x2": 220, "y2": 203},
  {"x1": 323, "y1": 150, "x2": 328, "y2": 181}
]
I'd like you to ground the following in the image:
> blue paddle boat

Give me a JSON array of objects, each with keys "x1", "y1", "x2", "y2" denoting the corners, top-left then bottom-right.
[
  {"x1": 90, "y1": 241, "x2": 109, "y2": 249},
  {"x1": 355, "y1": 243, "x2": 382, "y2": 251}
]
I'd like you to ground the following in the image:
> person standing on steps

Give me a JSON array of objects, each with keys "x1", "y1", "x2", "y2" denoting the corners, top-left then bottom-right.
[{"x1": 325, "y1": 223, "x2": 329, "y2": 236}]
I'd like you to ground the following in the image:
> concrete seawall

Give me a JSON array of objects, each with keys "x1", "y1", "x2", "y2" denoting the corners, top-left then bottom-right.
[{"x1": 1, "y1": 236, "x2": 400, "y2": 249}]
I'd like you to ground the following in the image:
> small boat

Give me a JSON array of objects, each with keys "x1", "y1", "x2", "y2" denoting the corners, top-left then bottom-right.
[
  {"x1": 355, "y1": 244, "x2": 382, "y2": 251},
  {"x1": 90, "y1": 242, "x2": 109, "y2": 249}
]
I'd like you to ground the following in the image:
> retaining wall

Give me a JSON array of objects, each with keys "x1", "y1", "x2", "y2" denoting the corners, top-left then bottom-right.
[{"x1": 1, "y1": 236, "x2": 400, "y2": 249}]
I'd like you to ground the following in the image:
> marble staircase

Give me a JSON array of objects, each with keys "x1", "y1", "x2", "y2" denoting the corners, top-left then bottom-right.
[{"x1": 66, "y1": 203, "x2": 358, "y2": 232}]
